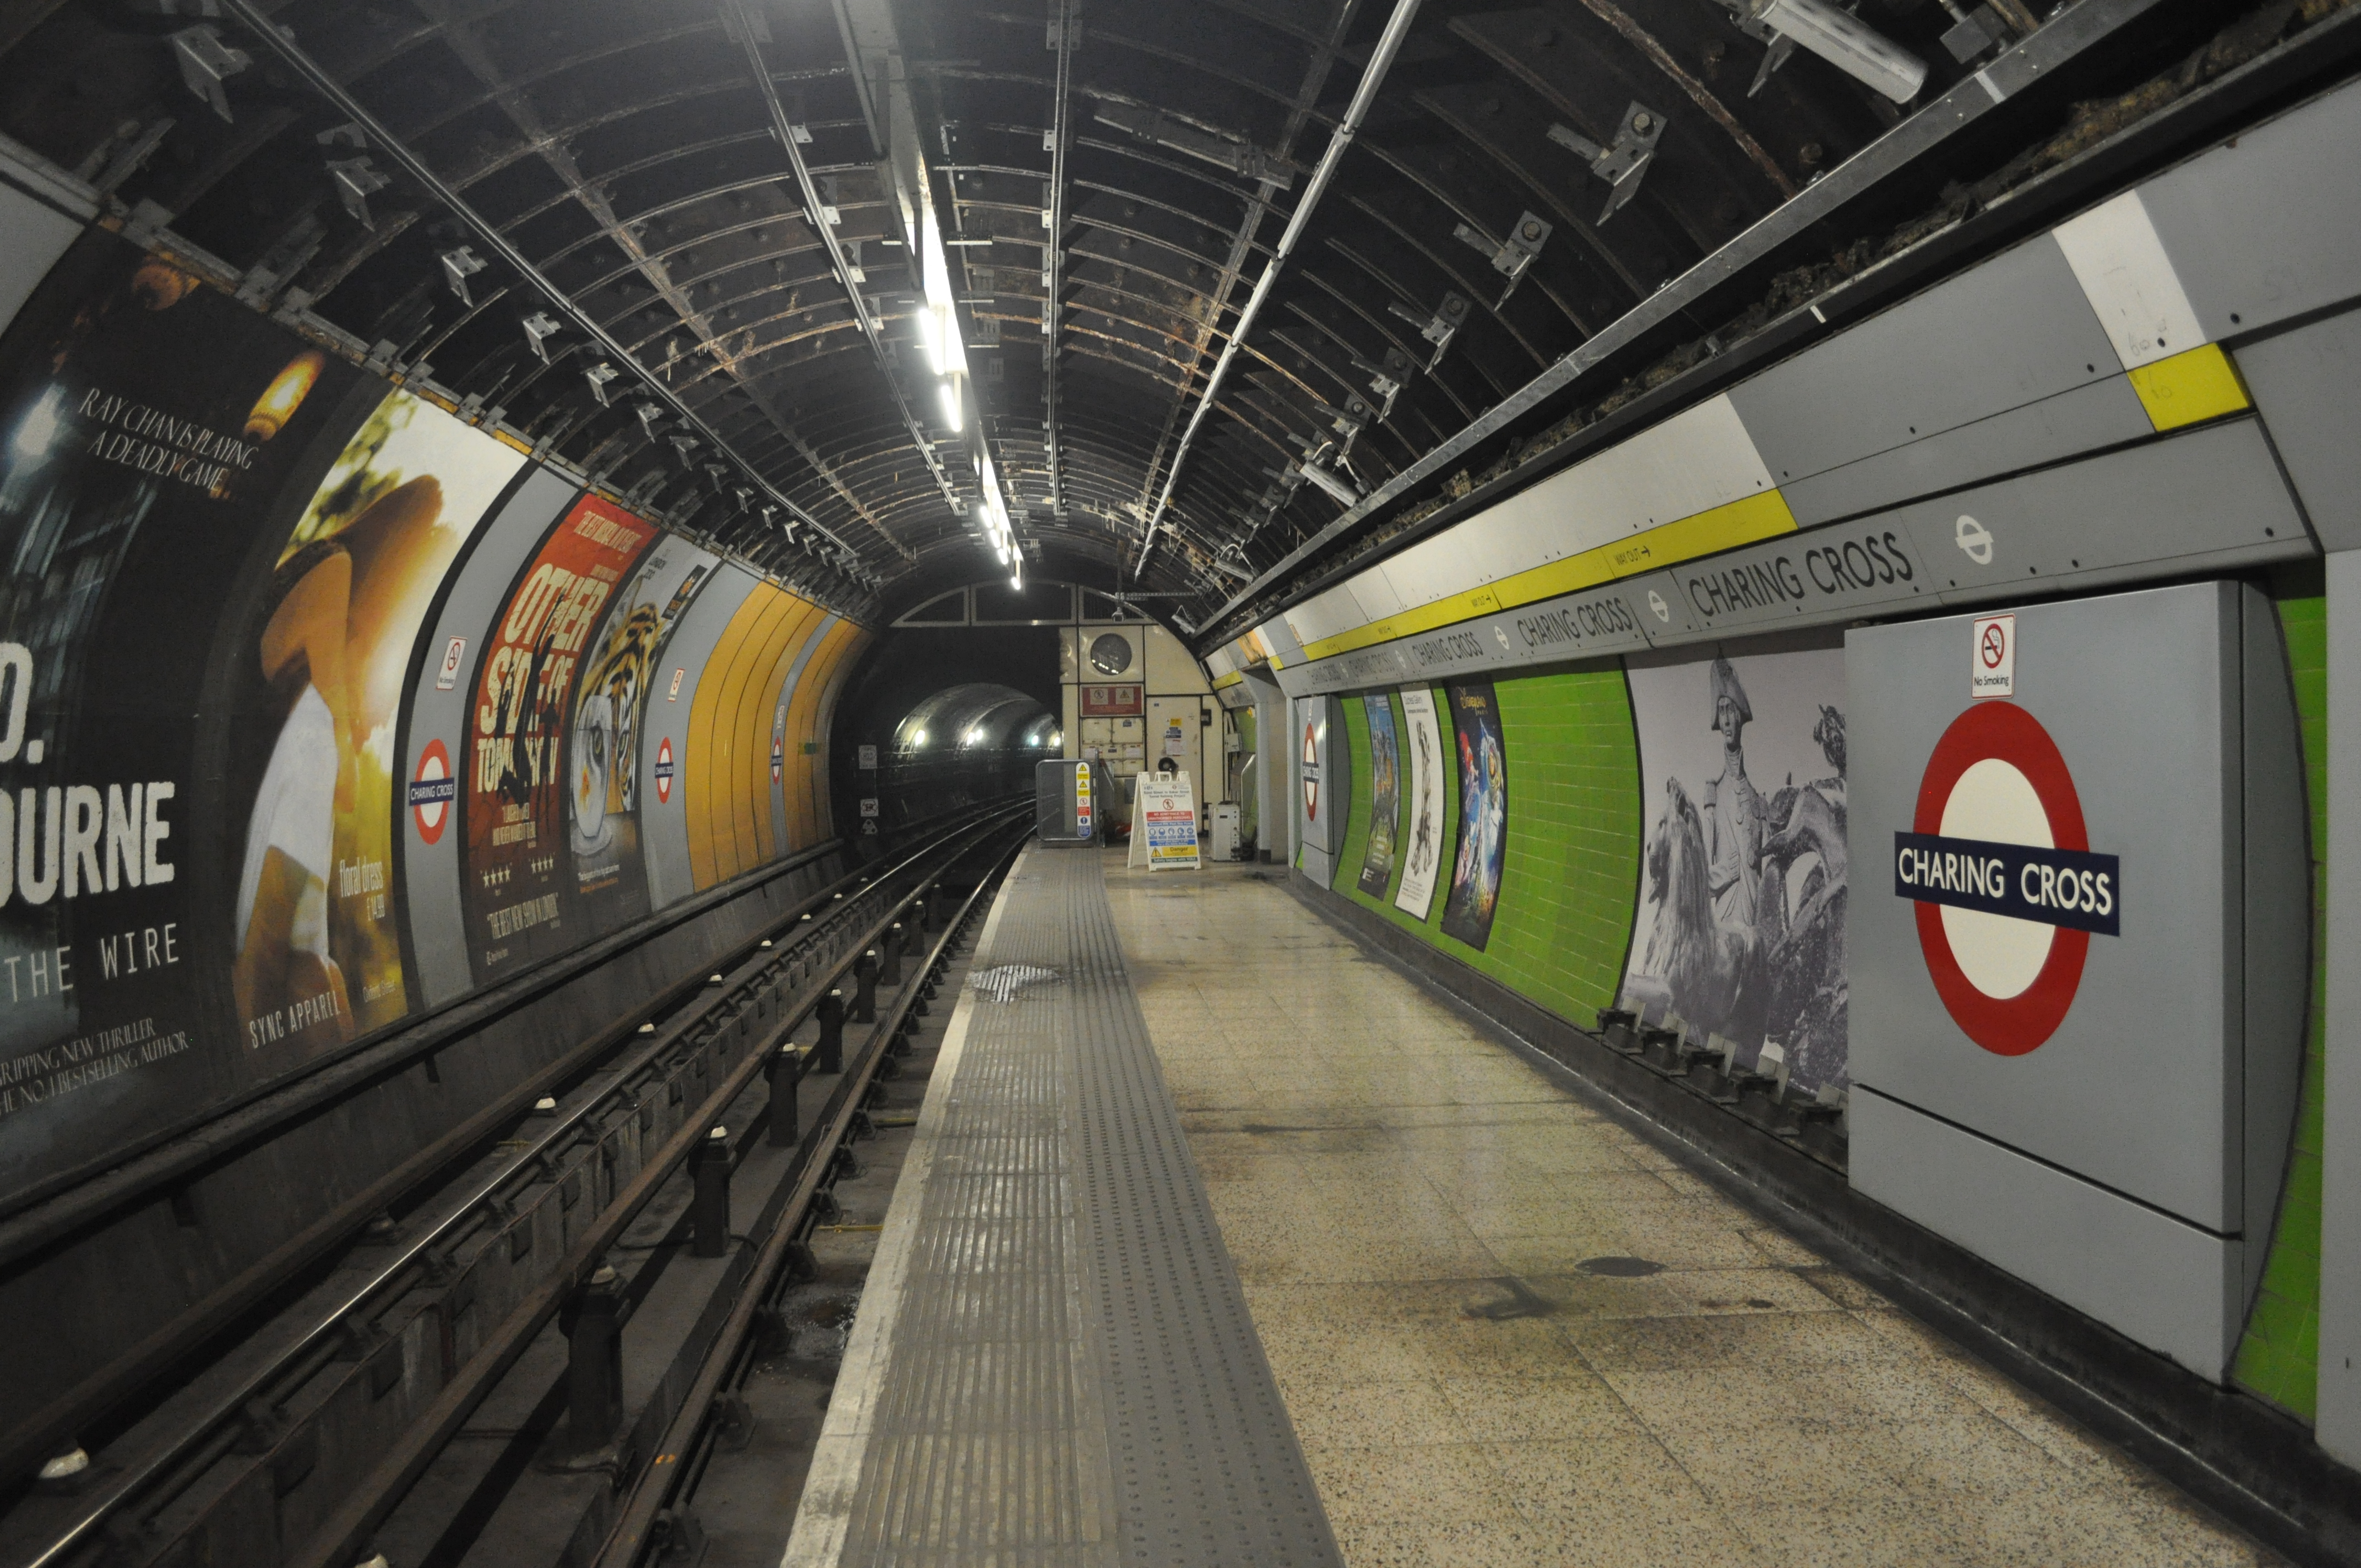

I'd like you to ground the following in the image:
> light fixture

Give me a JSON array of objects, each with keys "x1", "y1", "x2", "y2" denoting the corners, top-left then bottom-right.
[
  {"x1": 912, "y1": 727, "x2": 927, "y2": 746},
  {"x1": 938, "y1": 379, "x2": 963, "y2": 432}
]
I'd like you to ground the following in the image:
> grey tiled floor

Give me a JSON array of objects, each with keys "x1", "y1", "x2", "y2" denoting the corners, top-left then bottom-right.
[{"x1": 1103, "y1": 857, "x2": 2275, "y2": 1568}]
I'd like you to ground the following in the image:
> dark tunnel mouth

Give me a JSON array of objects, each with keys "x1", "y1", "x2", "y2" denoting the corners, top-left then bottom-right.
[{"x1": 891, "y1": 682, "x2": 1059, "y2": 758}]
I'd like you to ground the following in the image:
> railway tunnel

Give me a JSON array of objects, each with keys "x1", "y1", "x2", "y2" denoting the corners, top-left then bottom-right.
[{"x1": 0, "y1": 0, "x2": 2358, "y2": 1563}]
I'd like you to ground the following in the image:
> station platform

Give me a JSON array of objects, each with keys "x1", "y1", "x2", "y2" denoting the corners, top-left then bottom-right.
[{"x1": 785, "y1": 848, "x2": 2272, "y2": 1568}]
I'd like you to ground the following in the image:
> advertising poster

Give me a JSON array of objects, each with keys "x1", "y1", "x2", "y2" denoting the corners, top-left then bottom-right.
[
  {"x1": 1394, "y1": 685, "x2": 1444, "y2": 920},
  {"x1": 0, "y1": 232, "x2": 367, "y2": 1190},
  {"x1": 1358, "y1": 692, "x2": 1400, "y2": 897},
  {"x1": 567, "y1": 535, "x2": 714, "y2": 941},
  {"x1": 1623, "y1": 647, "x2": 1849, "y2": 1092},
  {"x1": 226, "y1": 388, "x2": 524, "y2": 1058},
  {"x1": 1441, "y1": 682, "x2": 1508, "y2": 950},
  {"x1": 464, "y1": 495, "x2": 658, "y2": 983}
]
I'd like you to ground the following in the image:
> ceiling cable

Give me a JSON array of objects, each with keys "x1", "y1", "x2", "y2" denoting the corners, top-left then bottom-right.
[{"x1": 1132, "y1": 0, "x2": 1424, "y2": 576}]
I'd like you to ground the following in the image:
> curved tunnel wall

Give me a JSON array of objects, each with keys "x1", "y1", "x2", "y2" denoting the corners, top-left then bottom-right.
[
  {"x1": 0, "y1": 212, "x2": 869, "y2": 1206},
  {"x1": 1204, "y1": 74, "x2": 2361, "y2": 1441}
]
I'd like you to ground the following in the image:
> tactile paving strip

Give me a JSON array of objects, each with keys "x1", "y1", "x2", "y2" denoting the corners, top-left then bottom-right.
[{"x1": 834, "y1": 850, "x2": 1339, "y2": 1566}]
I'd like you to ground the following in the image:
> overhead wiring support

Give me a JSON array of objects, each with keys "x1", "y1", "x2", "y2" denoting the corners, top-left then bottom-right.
[
  {"x1": 1132, "y1": 0, "x2": 1424, "y2": 577},
  {"x1": 214, "y1": 0, "x2": 872, "y2": 571}
]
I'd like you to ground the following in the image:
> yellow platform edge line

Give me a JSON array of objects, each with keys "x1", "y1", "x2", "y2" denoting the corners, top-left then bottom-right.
[
  {"x1": 2130, "y1": 342, "x2": 2251, "y2": 432},
  {"x1": 1298, "y1": 488, "x2": 1798, "y2": 664}
]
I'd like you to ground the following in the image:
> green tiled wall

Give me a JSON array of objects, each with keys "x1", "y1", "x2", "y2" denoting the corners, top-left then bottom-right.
[
  {"x1": 2232, "y1": 594, "x2": 2327, "y2": 1420},
  {"x1": 1312, "y1": 622, "x2": 2328, "y2": 1422},
  {"x1": 1331, "y1": 671, "x2": 1642, "y2": 1026}
]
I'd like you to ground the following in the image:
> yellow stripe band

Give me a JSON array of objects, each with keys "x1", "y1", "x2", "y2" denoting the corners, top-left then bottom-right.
[
  {"x1": 1210, "y1": 668, "x2": 1244, "y2": 689},
  {"x1": 2128, "y1": 343, "x2": 2250, "y2": 432},
  {"x1": 1297, "y1": 488, "x2": 1798, "y2": 663}
]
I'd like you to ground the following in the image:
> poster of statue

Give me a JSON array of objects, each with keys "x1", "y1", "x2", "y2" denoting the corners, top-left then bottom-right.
[
  {"x1": 1622, "y1": 647, "x2": 1850, "y2": 1093},
  {"x1": 1440, "y1": 681, "x2": 1508, "y2": 950},
  {"x1": 1394, "y1": 685, "x2": 1444, "y2": 920},
  {"x1": 1357, "y1": 692, "x2": 1400, "y2": 897}
]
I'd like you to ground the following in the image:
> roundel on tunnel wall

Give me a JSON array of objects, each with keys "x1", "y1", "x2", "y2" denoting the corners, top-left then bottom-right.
[
  {"x1": 410, "y1": 738, "x2": 455, "y2": 846},
  {"x1": 1900, "y1": 702, "x2": 2119, "y2": 1056},
  {"x1": 656, "y1": 737, "x2": 676, "y2": 804},
  {"x1": 1301, "y1": 718, "x2": 1319, "y2": 823}
]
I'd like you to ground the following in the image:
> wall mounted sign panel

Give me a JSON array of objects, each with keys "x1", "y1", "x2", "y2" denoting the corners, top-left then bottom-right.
[
  {"x1": 565, "y1": 535, "x2": 720, "y2": 944},
  {"x1": 1780, "y1": 377, "x2": 2153, "y2": 531},
  {"x1": 1894, "y1": 420, "x2": 2308, "y2": 607},
  {"x1": 2237, "y1": 307, "x2": 2361, "y2": 553},
  {"x1": 639, "y1": 564, "x2": 757, "y2": 911},
  {"x1": 1664, "y1": 518, "x2": 1934, "y2": 638},
  {"x1": 460, "y1": 495, "x2": 657, "y2": 987},
  {"x1": 400, "y1": 469, "x2": 578, "y2": 1008},
  {"x1": 1846, "y1": 581, "x2": 2307, "y2": 1379}
]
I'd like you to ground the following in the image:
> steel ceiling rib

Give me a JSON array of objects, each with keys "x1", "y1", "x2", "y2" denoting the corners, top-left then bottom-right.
[
  {"x1": 725, "y1": 0, "x2": 947, "y2": 558},
  {"x1": 211, "y1": 0, "x2": 868, "y2": 567},
  {"x1": 1121, "y1": 0, "x2": 1358, "y2": 558},
  {"x1": 406, "y1": 0, "x2": 899, "y2": 555},
  {"x1": 1135, "y1": 0, "x2": 1424, "y2": 575},
  {"x1": 1043, "y1": 0, "x2": 1078, "y2": 521},
  {"x1": 1200, "y1": 0, "x2": 2169, "y2": 636}
]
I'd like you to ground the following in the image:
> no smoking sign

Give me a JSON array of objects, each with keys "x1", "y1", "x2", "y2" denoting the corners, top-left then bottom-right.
[{"x1": 1971, "y1": 613, "x2": 2014, "y2": 700}]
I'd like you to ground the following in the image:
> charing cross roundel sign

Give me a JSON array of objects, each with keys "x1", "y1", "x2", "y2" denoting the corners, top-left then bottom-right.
[{"x1": 1893, "y1": 702, "x2": 2120, "y2": 1056}]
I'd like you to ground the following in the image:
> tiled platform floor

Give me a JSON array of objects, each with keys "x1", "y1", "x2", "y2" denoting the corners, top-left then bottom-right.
[{"x1": 1104, "y1": 855, "x2": 2275, "y2": 1568}]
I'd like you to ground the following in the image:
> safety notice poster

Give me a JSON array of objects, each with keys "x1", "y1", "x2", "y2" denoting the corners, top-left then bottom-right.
[{"x1": 1140, "y1": 774, "x2": 1199, "y2": 871}]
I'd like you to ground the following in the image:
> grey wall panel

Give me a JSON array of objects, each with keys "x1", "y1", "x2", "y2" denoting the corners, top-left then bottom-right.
[
  {"x1": 1848, "y1": 583, "x2": 2259, "y2": 1232},
  {"x1": 2139, "y1": 77, "x2": 2361, "y2": 341},
  {"x1": 1288, "y1": 580, "x2": 1657, "y2": 696},
  {"x1": 0, "y1": 177, "x2": 86, "y2": 336},
  {"x1": 768, "y1": 612, "x2": 838, "y2": 854},
  {"x1": 2318, "y1": 551, "x2": 2361, "y2": 1461},
  {"x1": 1782, "y1": 377, "x2": 2153, "y2": 528},
  {"x1": 1245, "y1": 669, "x2": 1288, "y2": 862},
  {"x1": 1886, "y1": 420, "x2": 2309, "y2": 607},
  {"x1": 1729, "y1": 233, "x2": 2120, "y2": 488},
  {"x1": 401, "y1": 469, "x2": 578, "y2": 1008},
  {"x1": 2239, "y1": 308, "x2": 2361, "y2": 552},
  {"x1": 1664, "y1": 517, "x2": 1933, "y2": 639},
  {"x1": 640, "y1": 564, "x2": 758, "y2": 910},
  {"x1": 1852, "y1": 1088, "x2": 2241, "y2": 1380},
  {"x1": 1296, "y1": 695, "x2": 1351, "y2": 858}
]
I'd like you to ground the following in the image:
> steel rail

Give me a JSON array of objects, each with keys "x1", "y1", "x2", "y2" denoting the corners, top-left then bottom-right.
[
  {"x1": 16, "y1": 807, "x2": 1022, "y2": 1568},
  {"x1": 589, "y1": 834, "x2": 1025, "y2": 1567},
  {"x1": 213, "y1": 0, "x2": 865, "y2": 570},
  {"x1": 1133, "y1": 0, "x2": 1426, "y2": 575},
  {"x1": 286, "y1": 812, "x2": 1029, "y2": 1568}
]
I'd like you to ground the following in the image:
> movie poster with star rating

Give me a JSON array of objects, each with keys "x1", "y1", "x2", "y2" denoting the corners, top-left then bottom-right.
[{"x1": 461, "y1": 494, "x2": 657, "y2": 983}]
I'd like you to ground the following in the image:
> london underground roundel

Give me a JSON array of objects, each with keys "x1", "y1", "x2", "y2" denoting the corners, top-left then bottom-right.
[
  {"x1": 1301, "y1": 719, "x2": 1319, "y2": 822},
  {"x1": 1894, "y1": 703, "x2": 2120, "y2": 1057},
  {"x1": 656, "y1": 737, "x2": 676, "y2": 804},
  {"x1": 409, "y1": 739, "x2": 455, "y2": 846}
]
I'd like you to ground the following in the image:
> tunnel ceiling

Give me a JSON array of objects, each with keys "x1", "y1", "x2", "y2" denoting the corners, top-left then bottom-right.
[{"x1": 0, "y1": 0, "x2": 2262, "y2": 627}]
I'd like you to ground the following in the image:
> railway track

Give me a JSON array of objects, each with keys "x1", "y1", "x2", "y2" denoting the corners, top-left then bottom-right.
[{"x1": 0, "y1": 806, "x2": 1031, "y2": 1568}]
